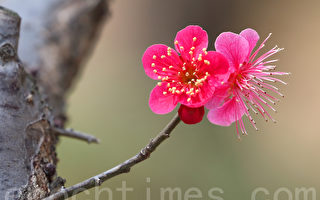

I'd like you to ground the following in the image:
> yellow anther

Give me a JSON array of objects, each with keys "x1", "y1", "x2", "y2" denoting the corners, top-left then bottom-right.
[
  {"x1": 172, "y1": 80, "x2": 175, "y2": 83},
  {"x1": 153, "y1": 69, "x2": 157, "y2": 73},
  {"x1": 167, "y1": 47, "x2": 171, "y2": 51},
  {"x1": 187, "y1": 98, "x2": 191, "y2": 102},
  {"x1": 175, "y1": 40, "x2": 179, "y2": 45},
  {"x1": 162, "y1": 68, "x2": 166, "y2": 71},
  {"x1": 169, "y1": 65, "x2": 173, "y2": 69},
  {"x1": 167, "y1": 52, "x2": 172, "y2": 56},
  {"x1": 167, "y1": 83, "x2": 170, "y2": 87},
  {"x1": 193, "y1": 72, "x2": 196, "y2": 75},
  {"x1": 202, "y1": 48, "x2": 207, "y2": 52},
  {"x1": 157, "y1": 82, "x2": 162, "y2": 86},
  {"x1": 239, "y1": 63, "x2": 243, "y2": 67},
  {"x1": 172, "y1": 87, "x2": 176, "y2": 90},
  {"x1": 163, "y1": 91, "x2": 167, "y2": 95},
  {"x1": 185, "y1": 72, "x2": 190, "y2": 76},
  {"x1": 161, "y1": 55, "x2": 166, "y2": 59},
  {"x1": 204, "y1": 60, "x2": 210, "y2": 65},
  {"x1": 191, "y1": 92, "x2": 195, "y2": 96},
  {"x1": 158, "y1": 76, "x2": 162, "y2": 79},
  {"x1": 182, "y1": 67, "x2": 186, "y2": 71},
  {"x1": 205, "y1": 72, "x2": 210, "y2": 76},
  {"x1": 180, "y1": 46, "x2": 184, "y2": 51},
  {"x1": 176, "y1": 90, "x2": 180, "y2": 94},
  {"x1": 189, "y1": 51, "x2": 193, "y2": 55},
  {"x1": 193, "y1": 37, "x2": 197, "y2": 42},
  {"x1": 151, "y1": 63, "x2": 155, "y2": 67},
  {"x1": 198, "y1": 57, "x2": 202, "y2": 61},
  {"x1": 181, "y1": 89, "x2": 185, "y2": 92},
  {"x1": 168, "y1": 88, "x2": 172, "y2": 92},
  {"x1": 195, "y1": 89, "x2": 199, "y2": 93},
  {"x1": 153, "y1": 55, "x2": 157, "y2": 60},
  {"x1": 221, "y1": 81, "x2": 224, "y2": 85},
  {"x1": 188, "y1": 81, "x2": 192, "y2": 84},
  {"x1": 191, "y1": 46, "x2": 195, "y2": 50},
  {"x1": 191, "y1": 79, "x2": 195, "y2": 82}
]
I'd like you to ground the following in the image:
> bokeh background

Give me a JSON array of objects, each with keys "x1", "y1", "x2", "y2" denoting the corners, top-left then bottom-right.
[{"x1": 56, "y1": 0, "x2": 319, "y2": 199}]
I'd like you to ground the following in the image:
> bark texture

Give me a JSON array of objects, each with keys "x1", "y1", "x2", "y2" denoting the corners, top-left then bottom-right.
[{"x1": 0, "y1": 0, "x2": 109, "y2": 199}]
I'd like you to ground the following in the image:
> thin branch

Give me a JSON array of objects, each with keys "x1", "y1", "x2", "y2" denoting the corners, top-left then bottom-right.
[
  {"x1": 44, "y1": 113, "x2": 181, "y2": 200},
  {"x1": 53, "y1": 127, "x2": 100, "y2": 144}
]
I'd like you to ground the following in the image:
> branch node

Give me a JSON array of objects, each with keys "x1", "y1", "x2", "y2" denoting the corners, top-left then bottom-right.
[
  {"x1": 0, "y1": 43, "x2": 16, "y2": 63},
  {"x1": 94, "y1": 177, "x2": 102, "y2": 186}
]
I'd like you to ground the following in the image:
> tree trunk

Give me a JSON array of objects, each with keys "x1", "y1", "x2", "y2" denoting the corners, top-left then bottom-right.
[{"x1": 0, "y1": 0, "x2": 109, "y2": 199}]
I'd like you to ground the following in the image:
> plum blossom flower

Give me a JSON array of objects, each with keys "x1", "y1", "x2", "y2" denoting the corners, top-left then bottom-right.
[
  {"x1": 143, "y1": 25, "x2": 229, "y2": 124},
  {"x1": 206, "y1": 28, "x2": 289, "y2": 138}
]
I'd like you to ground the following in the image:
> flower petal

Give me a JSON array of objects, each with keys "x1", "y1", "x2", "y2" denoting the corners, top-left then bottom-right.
[
  {"x1": 142, "y1": 44, "x2": 180, "y2": 80},
  {"x1": 205, "y1": 84, "x2": 230, "y2": 109},
  {"x1": 178, "y1": 105, "x2": 204, "y2": 124},
  {"x1": 149, "y1": 84, "x2": 177, "y2": 114},
  {"x1": 202, "y1": 51, "x2": 230, "y2": 77},
  {"x1": 240, "y1": 28, "x2": 260, "y2": 57},
  {"x1": 207, "y1": 96, "x2": 245, "y2": 126},
  {"x1": 178, "y1": 82, "x2": 215, "y2": 108},
  {"x1": 215, "y1": 32, "x2": 249, "y2": 70},
  {"x1": 174, "y1": 25, "x2": 208, "y2": 60}
]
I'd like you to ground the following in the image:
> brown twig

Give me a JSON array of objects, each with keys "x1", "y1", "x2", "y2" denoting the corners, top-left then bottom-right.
[
  {"x1": 53, "y1": 127, "x2": 100, "y2": 144},
  {"x1": 44, "y1": 113, "x2": 181, "y2": 200}
]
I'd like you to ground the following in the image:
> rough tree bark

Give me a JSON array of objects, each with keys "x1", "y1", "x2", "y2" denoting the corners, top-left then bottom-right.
[{"x1": 0, "y1": 0, "x2": 109, "y2": 199}]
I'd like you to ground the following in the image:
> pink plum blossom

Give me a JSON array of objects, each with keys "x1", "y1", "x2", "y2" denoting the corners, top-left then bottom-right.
[
  {"x1": 206, "y1": 28, "x2": 289, "y2": 137},
  {"x1": 143, "y1": 25, "x2": 229, "y2": 124}
]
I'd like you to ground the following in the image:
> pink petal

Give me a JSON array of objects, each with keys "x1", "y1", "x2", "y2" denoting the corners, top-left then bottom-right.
[
  {"x1": 205, "y1": 84, "x2": 230, "y2": 109},
  {"x1": 240, "y1": 28, "x2": 260, "y2": 57},
  {"x1": 207, "y1": 96, "x2": 245, "y2": 126},
  {"x1": 174, "y1": 25, "x2": 208, "y2": 60},
  {"x1": 215, "y1": 32, "x2": 249, "y2": 70},
  {"x1": 142, "y1": 44, "x2": 180, "y2": 80},
  {"x1": 202, "y1": 51, "x2": 230, "y2": 76},
  {"x1": 149, "y1": 84, "x2": 177, "y2": 114},
  {"x1": 178, "y1": 105, "x2": 204, "y2": 124}
]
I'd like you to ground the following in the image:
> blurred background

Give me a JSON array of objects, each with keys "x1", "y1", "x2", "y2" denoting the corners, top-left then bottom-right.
[{"x1": 55, "y1": 0, "x2": 319, "y2": 199}]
